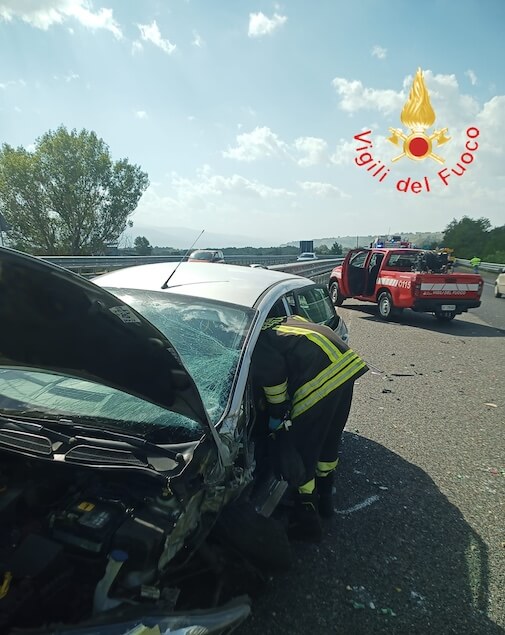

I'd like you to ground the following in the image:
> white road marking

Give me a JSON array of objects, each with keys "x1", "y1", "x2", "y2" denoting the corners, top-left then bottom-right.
[{"x1": 334, "y1": 494, "x2": 380, "y2": 515}]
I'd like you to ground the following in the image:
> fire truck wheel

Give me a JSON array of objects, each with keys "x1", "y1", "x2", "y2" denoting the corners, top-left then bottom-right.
[
  {"x1": 377, "y1": 291, "x2": 394, "y2": 320},
  {"x1": 330, "y1": 282, "x2": 344, "y2": 306}
]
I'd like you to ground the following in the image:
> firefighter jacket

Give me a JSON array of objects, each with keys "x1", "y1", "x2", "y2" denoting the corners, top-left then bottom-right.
[{"x1": 252, "y1": 316, "x2": 369, "y2": 420}]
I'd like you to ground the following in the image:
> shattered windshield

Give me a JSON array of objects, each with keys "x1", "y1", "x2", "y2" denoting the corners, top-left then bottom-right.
[
  {"x1": 105, "y1": 288, "x2": 254, "y2": 424},
  {"x1": 0, "y1": 368, "x2": 204, "y2": 442}
]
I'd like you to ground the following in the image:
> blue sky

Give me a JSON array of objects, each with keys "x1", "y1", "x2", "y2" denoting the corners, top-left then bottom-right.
[{"x1": 1, "y1": 0, "x2": 504, "y2": 247}]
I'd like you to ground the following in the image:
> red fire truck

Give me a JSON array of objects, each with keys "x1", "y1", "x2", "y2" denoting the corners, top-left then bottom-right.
[{"x1": 329, "y1": 248, "x2": 483, "y2": 321}]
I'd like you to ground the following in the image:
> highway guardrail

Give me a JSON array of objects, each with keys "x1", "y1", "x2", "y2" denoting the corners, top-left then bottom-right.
[
  {"x1": 456, "y1": 259, "x2": 504, "y2": 273},
  {"x1": 270, "y1": 258, "x2": 343, "y2": 284},
  {"x1": 37, "y1": 254, "x2": 299, "y2": 275},
  {"x1": 34, "y1": 253, "x2": 344, "y2": 280}
]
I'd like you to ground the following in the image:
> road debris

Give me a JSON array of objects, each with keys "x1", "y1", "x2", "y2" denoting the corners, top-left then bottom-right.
[{"x1": 379, "y1": 608, "x2": 397, "y2": 617}]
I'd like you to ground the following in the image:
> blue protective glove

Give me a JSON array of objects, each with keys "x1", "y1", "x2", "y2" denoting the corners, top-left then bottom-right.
[{"x1": 268, "y1": 417, "x2": 282, "y2": 432}]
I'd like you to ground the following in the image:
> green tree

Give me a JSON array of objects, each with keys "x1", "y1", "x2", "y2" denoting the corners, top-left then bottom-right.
[
  {"x1": 330, "y1": 241, "x2": 343, "y2": 255},
  {"x1": 134, "y1": 235, "x2": 152, "y2": 256},
  {"x1": 315, "y1": 244, "x2": 330, "y2": 255},
  {"x1": 0, "y1": 126, "x2": 149, "y2": 255},
  {"x1": 483, "y1": 225, "x2": 505, "y2": 260},
  {"x1": 442, "y1": 216, "x2": 491, "y2": 259}
]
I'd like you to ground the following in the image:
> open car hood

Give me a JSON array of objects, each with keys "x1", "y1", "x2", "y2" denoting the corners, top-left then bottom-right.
[{"x1": 0, "y1": 247, "x2": 211, "y2": 430}]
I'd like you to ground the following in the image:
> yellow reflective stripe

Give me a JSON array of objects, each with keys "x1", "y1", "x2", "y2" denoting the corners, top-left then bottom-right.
[
  {"x1": 263, "y1": 380, "x2": 288, "y2": 397},
  {"x1": 291, "y1": 315, "x2": 309, "y2": 322},
  {"x1": 263, "y1": 380, "x2": 289, "y2": 404},
  {"x1": 262, "y1": 317, "x2": 286, "y2": 330},
  {"x1": 298, "y1": 479, "x2": 315, "y2": 495},
  {"x1": 265, "y1": 391, "x2": 289, "y2": 405},
  {"x1": 292, "y1": 350, "x2": 356, "y2": 406},
  {"x1": 291, "y1": 358, "x2": 367, "y2": 419},
  {"x1": 292, "y1": 357, "x2": 366, "y2": 418},
  {"x1": 316, "y1": 460, "x2": 338, "y2": 477},
  {"x1": 274, "y1": 325, "x2": 342, "y2": 362}
]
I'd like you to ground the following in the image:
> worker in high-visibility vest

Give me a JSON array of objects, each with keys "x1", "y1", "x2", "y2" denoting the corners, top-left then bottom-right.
[
  {"x1": 469, "y1": 256, "x2": 481, "y2": 273},
  {"x1": 252, "y1": 315, "x2": 368, "y2": 542}
]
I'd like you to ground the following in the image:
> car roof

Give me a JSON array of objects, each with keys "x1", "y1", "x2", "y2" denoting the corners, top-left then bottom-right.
[{"x1": 93, "y1": 262, "x2": 310, "y2": 308}]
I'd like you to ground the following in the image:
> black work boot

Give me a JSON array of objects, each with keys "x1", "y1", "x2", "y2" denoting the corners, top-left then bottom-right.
[
  {"x1": 288, "y1": 493, "x2": 322, "y2": 543},
  {"x1": 316, "y1": 474, "x2": 334, "y2": 519}
]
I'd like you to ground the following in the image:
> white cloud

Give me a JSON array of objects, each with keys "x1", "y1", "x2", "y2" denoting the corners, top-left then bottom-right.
[
  {"x1": 223, "y1": 126, "x2": 288, "y2": 162},
  {"x1": 248, "y1": 11, "x2": 287, "y2": 38},
  {"x1": 138, "y1": 20, "x2": 176, "y2": 55},
  {"x1": 371, "y1": 45, "x2": 387, "y2": 59},
  {"x1": 465, "y1": 69, "x2": 477, "y2": 86},
  {"x1": 223, "y1": 126, "x2": 330, "y2": 166},
  {"x1": 299, "y1": 181, "x2": 350, "y2": 199},
  {"x1": 192, "y1": 30, "x2": 204, "y2": 47},
  {"x1": 0, "y1": 0, "x2": 122, "y2": 38},
  {"x1": 135, "y1": 110, "x2": 148, "y2": 120},
  {"x1": 0, "y1": 78, "x2": 26, "y2": 89},
  {"x1": 332, "y1": 77, "x2": 404, "y2": 115},
  {"x1": 330, "y1": 139, "x2": 356, "y2": 165},
  {"x1": 134, "y1": 168, "x2": 296, "y2": 239},
  {"x1": 293, "y1": 137, "x2": 328, "y2": 166},
  {"x1": 64, "y1": 72, "x2": 79, "y2": 82},
  {"x1": 332, "y1": 70, "x2": 480, "y2": 125},
  {"x1": 131, "y1": 40, "x2": 143, "y2": 55},
  {"x1": 172, "y1": 166, "x2": 293, "y2": 200}
]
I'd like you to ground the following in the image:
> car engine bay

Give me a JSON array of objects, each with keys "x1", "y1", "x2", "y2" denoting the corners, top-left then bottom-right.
[{"x1": 0, "y1": 451, "x2": 208, "y2": 633}]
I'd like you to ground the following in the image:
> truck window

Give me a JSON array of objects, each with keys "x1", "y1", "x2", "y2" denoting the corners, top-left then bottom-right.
[
  {"x1": 349, "y1": 251, "x2": 368, "y2": 268},
  {"x1": 383, "y1": 252, "x2": 418, "y2": 271}
]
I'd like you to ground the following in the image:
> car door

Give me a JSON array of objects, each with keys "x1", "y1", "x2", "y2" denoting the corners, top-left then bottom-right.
[{"x1": 340, "y1": 249, "x2": 371, "y2": 297}]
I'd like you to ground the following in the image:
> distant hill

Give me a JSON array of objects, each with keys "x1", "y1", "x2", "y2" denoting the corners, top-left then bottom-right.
[
  {"x1": 121, "y1": 225, "x2": 271, "y2": 249},
  {"x1": 283, "y1": 232, "x2": 444, "y2": 249}
]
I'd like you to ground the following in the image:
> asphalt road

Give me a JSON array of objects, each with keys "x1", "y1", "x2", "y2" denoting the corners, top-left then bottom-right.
[
  {"x1": 473, "y1": 277, "x2": 505, "y2": 331},
  {"x1": 237, "y1": 294, "x2": 505, "y2": 634}
]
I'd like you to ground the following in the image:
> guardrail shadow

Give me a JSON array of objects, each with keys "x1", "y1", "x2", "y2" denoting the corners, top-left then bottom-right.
[
  {"x1": 341, "y1": 303, "x2": 505, "y2": 338},
  {"x1": 237, "y1": 434, "x2": 504, "y2": 635}
]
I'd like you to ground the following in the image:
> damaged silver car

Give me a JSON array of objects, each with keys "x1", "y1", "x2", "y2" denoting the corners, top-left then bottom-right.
[{"x1": 0, "y1": 248, "x2": 348, "y2": 634}]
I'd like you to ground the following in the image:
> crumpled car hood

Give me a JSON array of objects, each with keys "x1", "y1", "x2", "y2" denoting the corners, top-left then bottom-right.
[{"x1": 0, "y1": 247, "x2": 210, "y2": 429}]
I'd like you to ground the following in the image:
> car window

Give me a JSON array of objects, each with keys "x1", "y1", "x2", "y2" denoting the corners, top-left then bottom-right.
[
  {"x1": 268, "y1": 298, "x2": 288, "y2": 318},
  {"x1": 294, "y1": 286, "x2": 336, "y2": 326},
  {"x1": 285, "y1": 293, "x2": 296, "y2": 309}
]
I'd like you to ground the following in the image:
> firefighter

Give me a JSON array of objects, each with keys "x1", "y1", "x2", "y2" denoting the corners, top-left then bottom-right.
[
  {"x1": 469, "y1": 256, "x2": 481, "y2": 273},
  {"x1": 252, "y1": 315, "x2": 369, "y2": 542}
]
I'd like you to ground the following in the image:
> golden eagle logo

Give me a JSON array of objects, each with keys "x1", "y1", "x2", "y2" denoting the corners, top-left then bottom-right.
[{"x1": 388, "y1": 68, "x2": 450, "y2": 163}]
